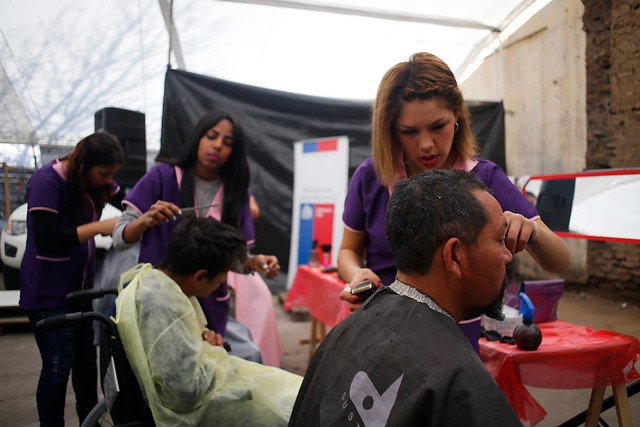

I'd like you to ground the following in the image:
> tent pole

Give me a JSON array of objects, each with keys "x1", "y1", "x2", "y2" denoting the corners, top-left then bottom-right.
[
  {"x1": 217, "y1": 0, "x2": 499, "y2": 30},
  {"x1": 168, "y1": 0, "x2": 173, "y2": 68},
  {"x1": 3, "y1": 163, "x2": 10, "y2": 218},
  {"x1": 158, "y1": 0, "x2": 186, "y2": 69}
]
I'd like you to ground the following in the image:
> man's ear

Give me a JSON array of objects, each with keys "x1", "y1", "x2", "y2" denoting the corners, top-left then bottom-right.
[
  {"x1": 192, "y1": 269, "x2": 210, "y2": 286},
  {"x1": 442, "y1": 237, "x2": 464, "y2": 278}
]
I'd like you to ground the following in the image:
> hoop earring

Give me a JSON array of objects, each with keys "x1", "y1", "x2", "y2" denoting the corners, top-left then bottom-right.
[{"x1": 454, "y1": 122, "x2": 459, "y2": 133}]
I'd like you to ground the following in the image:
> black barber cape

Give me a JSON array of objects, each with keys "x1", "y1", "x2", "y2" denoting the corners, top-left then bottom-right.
[{"x1": 288, "y1": 287, "x2": 521, "y2": 426}]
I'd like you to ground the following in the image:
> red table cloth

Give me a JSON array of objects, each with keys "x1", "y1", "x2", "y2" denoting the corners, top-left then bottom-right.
[
  {"x1": 284, "y1": 267, "x2": 640, "y2": 426},
  {"x1": 283, "y1": 265, "x2": 351, "y2": 328},
  {"x1": 480, "y1": 320, "x2": 640, "y2": 425}
]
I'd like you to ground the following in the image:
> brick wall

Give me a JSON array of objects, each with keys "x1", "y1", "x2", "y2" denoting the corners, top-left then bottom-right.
[
  {"x1": 610, "y1": 0, "x2": 640, "y2": 167},
  {"x1": 582, "y1": 0, "x2": 640, "y2": 295},
  {"x1": 583, "y1": 0, "x2": 613, "y2": 169},
  {"x1": 588, "y1": 241, "x2": 640, "y2": 295}
]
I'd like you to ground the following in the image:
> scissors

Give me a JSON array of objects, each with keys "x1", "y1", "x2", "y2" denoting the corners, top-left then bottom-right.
[{"x1": 178, "y1": 203, "x2": 221, "y2": 215}]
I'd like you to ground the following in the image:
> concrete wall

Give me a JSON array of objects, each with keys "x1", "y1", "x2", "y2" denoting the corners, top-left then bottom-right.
[
  {"x1": 460, "y1": 0, "x2": 588, "y2": 284},
  {"x1": 462, "y1": 0, "x2": 640, "y2": 298},
  {"x1": 461, "y1": 0, "x2": 587, "y2": 176}
]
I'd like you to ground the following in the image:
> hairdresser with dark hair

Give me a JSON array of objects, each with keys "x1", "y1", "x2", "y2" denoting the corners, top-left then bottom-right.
[
  {"x1": 113, "y1": 110, "x2": 283, "y2": 366},
  {"x1": 20, "y1": 131, "x2": 123, "y2": 426}
]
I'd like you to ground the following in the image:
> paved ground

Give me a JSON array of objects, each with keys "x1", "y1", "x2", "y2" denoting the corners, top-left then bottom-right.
[{"x1": 2, "y1": 274, "x2": 640, "y2": 426}]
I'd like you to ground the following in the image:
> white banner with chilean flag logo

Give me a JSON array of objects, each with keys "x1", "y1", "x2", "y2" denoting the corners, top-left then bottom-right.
[{"x1": 287, "y1": 136, "x2": 349, "y2": 289}]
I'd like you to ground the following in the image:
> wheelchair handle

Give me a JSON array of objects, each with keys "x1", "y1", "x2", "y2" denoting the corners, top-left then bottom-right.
[
  {"x1": 67, "y1": 288, "x2": 118, "y2": 305},
  {"x1": 36, "y1": 311, "x2": 118, "y2": 338}
]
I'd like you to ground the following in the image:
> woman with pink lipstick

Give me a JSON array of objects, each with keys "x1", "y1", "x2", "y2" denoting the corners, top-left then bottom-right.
[
  {"x1": 112, "y1": 110, "x2": 283, "y2": 366},
  {"x1": 337, "y1": 52, "x2": 570, "y2": 354}
]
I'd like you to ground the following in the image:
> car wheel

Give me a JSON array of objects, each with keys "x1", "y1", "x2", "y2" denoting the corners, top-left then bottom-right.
[{"x1": 2, "y1": 266, "x2": 20, "y2": 290}]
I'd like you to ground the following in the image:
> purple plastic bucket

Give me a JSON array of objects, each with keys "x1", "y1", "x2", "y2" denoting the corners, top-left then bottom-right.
[{"x1": 504, "y1": 279, "x2": 564, "y2": 323}]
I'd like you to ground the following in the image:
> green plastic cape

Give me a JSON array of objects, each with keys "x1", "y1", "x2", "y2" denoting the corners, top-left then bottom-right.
[{"x1": 115, "y1": 264, "x2": 302, "y2": 426}]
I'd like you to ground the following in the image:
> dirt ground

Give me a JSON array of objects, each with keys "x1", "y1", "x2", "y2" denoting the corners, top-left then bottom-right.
[{"x1": 1, "y1": 279, "x2": 640, "y2": 426}]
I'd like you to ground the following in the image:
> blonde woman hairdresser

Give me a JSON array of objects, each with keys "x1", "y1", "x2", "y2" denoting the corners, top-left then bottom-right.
[{"x1": 337, "y1": 52, "x2": 570, "y2": 354}]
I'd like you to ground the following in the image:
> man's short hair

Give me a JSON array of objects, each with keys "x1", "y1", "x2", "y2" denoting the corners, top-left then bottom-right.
[
  {"x1": 158, "y1": 215, "x2": 247, "y2": 278},
  {"x1": 386, "y1": 169, "x2": 490, "y2": 274}
]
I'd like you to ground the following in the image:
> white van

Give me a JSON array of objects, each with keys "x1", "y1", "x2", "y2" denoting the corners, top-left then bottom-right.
[{"x1": 0, "y1": 203, "x2": 121, "y2": 290}]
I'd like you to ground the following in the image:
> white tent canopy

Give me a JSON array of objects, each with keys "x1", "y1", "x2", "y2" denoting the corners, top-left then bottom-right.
[{"x1": 0, "y1": 0, "x2": 546, "y2": 166}]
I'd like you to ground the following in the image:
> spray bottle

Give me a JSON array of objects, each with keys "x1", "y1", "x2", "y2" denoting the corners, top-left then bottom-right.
[
  {"x1": 320, "y1": 243, "x2": 332, "y2": 267},
  {"x1": 513, "y1": 292, "x2": 542, "y2": 351},
  {"x1": 308, "y1": 240, "x2": 319, "y2": 268}
]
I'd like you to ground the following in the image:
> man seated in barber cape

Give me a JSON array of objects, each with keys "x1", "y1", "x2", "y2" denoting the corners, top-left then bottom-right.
[
  {"x1": 115, "y1": 216, "x2": 302, "y2": 426},
  {"x1": 288, "y1": 170, "x2": 521, "y2": 426}
]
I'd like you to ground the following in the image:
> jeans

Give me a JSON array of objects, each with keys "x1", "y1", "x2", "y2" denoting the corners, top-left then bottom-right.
[{"x1": 27, "y1": 305, "x2": 98, "y2": 427}]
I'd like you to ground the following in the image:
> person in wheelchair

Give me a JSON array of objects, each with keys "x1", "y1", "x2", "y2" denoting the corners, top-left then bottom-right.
[{"x1": 115, "y1": 216, "x2": 302, "y2": 426}]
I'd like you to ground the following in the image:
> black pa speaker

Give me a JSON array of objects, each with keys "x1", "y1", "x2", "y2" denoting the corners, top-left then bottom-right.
[{"x1": 95, "y1": 107, "x2": 147, "y2": 195}]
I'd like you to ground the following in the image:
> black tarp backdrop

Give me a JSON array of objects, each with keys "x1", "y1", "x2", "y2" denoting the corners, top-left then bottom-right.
[{"x1": 160, "y1": 68, "x2": 505, "y2": 289}]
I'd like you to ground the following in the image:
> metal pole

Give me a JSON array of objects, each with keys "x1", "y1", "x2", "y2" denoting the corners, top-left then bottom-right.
[
  {"x1": 158, "y1": 0, "x2": 186, "y2": 69},
  {"x1": 3, "y1": 162, "x2": 10, "y2": 218}
]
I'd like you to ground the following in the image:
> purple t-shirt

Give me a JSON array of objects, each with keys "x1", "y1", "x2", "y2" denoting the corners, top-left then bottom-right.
[
  {"x1": 342, "y1": 157, "x2": 539, "y2": 286},
  {"x1": 20, "y1": 160, "x2": 117, "y2": 310},
  {"x1": 122, "y1": 162, "x2": 254, "y2": 334}
]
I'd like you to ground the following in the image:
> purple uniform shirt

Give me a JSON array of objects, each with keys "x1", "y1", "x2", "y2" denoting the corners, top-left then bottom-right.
[
  {"x1": 343, "y1": 156, "x2": 539, "y2": 354},
  {"x1": 20, "y1": 160, "x2": 118, "y2": 310},
  {"x1": 342, "y1": 156, "x2": 539, "y2": 286},
  {"x1": 121, "y1": 162, "x2": 254, "y2": 335}
]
